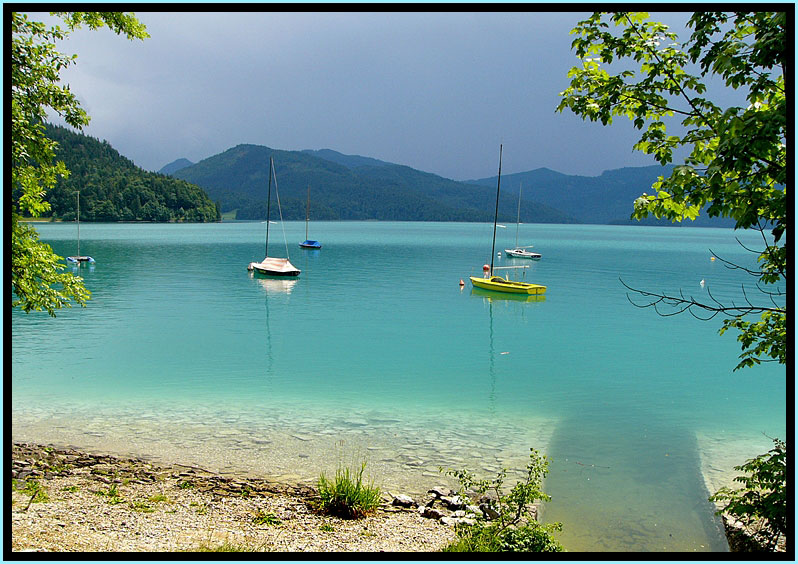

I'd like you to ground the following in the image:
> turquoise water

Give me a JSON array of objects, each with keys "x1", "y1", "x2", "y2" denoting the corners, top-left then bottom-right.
[{"x1": 12, "y1": 221, "x2": 786, "y2": 552}]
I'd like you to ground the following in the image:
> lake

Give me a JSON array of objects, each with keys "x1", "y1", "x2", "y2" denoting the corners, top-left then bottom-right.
[{"x1": 11, "y1": 221, "x2": 786, "y2": 552}]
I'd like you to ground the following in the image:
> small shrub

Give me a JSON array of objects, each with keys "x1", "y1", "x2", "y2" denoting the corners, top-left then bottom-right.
[
  {"x1": 444, "y1": 522, "x2": 563, "y2": 552},
  {"x1": 177, "y1": 480, "x2": 194, "y2": 489},
  {"x1": 319, "y1": 523, "x2": 335, "y2": 532},
  {"x1": 317, "y1": 461, "x2": 381, "y2": 519},
  {"x1": 441, "y1": 448, "x2": 563, "y2": 552},
  {"x1": 710, "y1": 437, "x2": 786, "y2": 551},
  {"x1": 61, "y1": 485, "x2": 80, "y2": 493}
]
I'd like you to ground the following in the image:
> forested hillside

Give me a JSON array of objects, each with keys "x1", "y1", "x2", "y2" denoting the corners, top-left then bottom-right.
[
  {"x1": 41, "y1": 125, "x2": 220, "y2": 222},
  {"x1": 172, "y1": 144, "x2": 575, "y2": 223},
  {"x1": 469, "y1": 166, "x2": 736, "y2": 227}
]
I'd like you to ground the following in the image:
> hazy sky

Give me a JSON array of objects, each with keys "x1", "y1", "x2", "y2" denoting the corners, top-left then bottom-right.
[{"x1": 39, "y1": 10, "x2": 705, "y2": 180}]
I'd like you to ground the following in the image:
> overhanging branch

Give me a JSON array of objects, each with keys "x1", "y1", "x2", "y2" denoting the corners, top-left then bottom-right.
[{"x1": 619, "y1": 277, "x2": 786, "y2": 319}]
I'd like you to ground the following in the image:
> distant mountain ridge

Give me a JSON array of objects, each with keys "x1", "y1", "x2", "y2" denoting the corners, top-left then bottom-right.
[
  {"x1": 300, "y1": 149, "x2": 392, "y2": 169},
  {"x1": 170, "y1": 144, "x2": 574, "y2": 223},
  {"x1": 159, "y1": 158, "x2": 194, "y2": 175},
  {"x1": 468, "y1": 166, "x2": 735, "y2": 227},
  {"x1": 42, "y1": 125, "x2": 733, "y2": 226},
  {"x1": 169, "y1": 145, "x2": 733, "y2": 226}
]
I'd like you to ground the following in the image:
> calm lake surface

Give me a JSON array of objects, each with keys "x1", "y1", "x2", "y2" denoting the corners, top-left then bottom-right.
[{"x1": 12, "y1": 221, "x2": 786, "y2": 552}]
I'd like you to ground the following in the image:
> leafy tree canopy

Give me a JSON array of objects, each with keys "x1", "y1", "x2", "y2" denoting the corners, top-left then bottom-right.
[
  {"x1": 11, "y1": 11, "x2": 148, "y2": 316},
  {"x1": 557, "y1": 11, "x2": 787, "y2": 371},
  {"x1": 558, "y1": 11, "x2": 788, "y2": 552}
]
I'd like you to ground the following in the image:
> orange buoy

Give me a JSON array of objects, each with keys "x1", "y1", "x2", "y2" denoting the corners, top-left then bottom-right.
[
  {"x1": 459, "y1": 279, "x2": 465, "y2": 287},
  {"x1": 710, "y1": 256, "x2": 716, "y2": 261},
  {"x1": 483, "y1": 264, "x2": 490, "y2": 272}
]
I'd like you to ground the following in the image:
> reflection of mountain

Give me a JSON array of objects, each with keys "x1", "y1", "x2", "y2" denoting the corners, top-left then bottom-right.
[
  {"x1": 250, "y1": 272, "x2": 299, "y2": 294},
  {"x1": 470, "y1": 287, "x2": 546, "y2": 303}
]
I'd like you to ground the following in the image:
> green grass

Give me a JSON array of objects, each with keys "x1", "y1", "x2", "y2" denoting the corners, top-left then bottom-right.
[
  {"x1": 252, "y1": 510, "x2": 282, "y2": 526},
  {"x1": 94, "y1": 483, "x2": 125, "y2": 505},
  {"x1": 316, "y1": 461, "x2": 381, "y2": 519},
  {"x1": 148, "y1": 493, "x2": 171, "y2": 504},
  {"x1": 191, "y1": 540, "x2": 266, "y2": 552},
  {"x1": 442, "y1": 523, "x2": 564, "y2": 552},
  {"x1": 14, "y1": 479, "x2": 49, "y2": 505},
  {"x1": 130, "y1": 500, "x2": 154, "y2": 513},
  {"x1": 190, "y1": 501, "x2": 209, "y2": 515}
]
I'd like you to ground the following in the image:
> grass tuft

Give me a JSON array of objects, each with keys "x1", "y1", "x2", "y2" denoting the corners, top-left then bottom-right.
[{"x1": 317, "y1": 461, "x2": 381, "y2": 519}]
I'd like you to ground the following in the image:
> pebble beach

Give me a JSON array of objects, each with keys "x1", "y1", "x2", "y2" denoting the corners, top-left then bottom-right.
[{"x1": 10, "y1": 443, "x2": 456, "y2": 553}]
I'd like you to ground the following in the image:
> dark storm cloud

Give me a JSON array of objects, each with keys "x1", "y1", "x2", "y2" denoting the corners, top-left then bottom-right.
[{"x1": 40, "y1": 11, "x2": 701, "y2": 179}]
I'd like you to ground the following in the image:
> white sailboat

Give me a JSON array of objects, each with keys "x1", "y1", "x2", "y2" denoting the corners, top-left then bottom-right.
[
  {"x1": 504, "y1": 183, "x2": 541, "y2": 259},
  {"x1": 248, "y1": 157, "x2": 300, "y2": 277},
  {"x1": 66, "y1": 190, "x2": 95, "y2": 264}
]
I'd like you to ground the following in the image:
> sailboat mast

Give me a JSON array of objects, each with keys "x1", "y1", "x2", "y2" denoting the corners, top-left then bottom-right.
[
  {"x1": 490, "y1": 144, "x2": 502, "y2": 276},
  {"x1": 76, "y1": 191, "x2": 80, "y2": 258},
  {"x1": 265, "y1": 157, "x2": 273, "y2": 257},
  {"x1": 515, "y1": 183, "x2": 522, "y2": 248},
  {"x1": 305, "y1": 184, "x2": 310, "y2": 240}
]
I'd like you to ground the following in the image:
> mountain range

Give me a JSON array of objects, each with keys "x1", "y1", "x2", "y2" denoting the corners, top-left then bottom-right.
[{"x1": 161, "y1": 146, "x2": 733, "y2": 227}]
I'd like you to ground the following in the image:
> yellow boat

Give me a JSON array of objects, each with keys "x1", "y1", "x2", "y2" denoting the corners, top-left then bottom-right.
[
  {"x1": 470, "y1": 285, "x2": 545, "y2": 303},
  {"x1": 469, "y1": 144, "x2": 547, "y2": 297},
  {"x1": 470, "y1": 275, "x2": 546, "y2": 295}
]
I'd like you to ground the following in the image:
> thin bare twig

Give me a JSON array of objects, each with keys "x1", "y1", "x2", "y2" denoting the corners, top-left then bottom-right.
[{"x1": 619, "y1": 277, "x2": 785, "y2": 319}]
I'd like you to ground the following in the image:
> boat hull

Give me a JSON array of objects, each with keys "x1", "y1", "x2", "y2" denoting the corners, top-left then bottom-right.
[
  {"x1": 505, "y1": 248, "x2": 541, "y2": 259},
  {"x1": 66, "y1": 256, "x2": 95, "y2": 264},
  {"x1": 469, "y1": 275, "x2": 546, "y2": 295},
  {"x1": 299, "y1": 240, "x2": 322, "y2": 249},
  {"x1": 248, "y1": 257, "x2": 300, "y2": 277}
]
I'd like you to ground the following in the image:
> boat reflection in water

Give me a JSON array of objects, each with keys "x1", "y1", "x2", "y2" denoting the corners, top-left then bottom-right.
[
  {"x1": 470, "y1": 286, "x2": 546, "y2": 303},
  {"x1": 249, "y1": 271, "x2": 299, "y2": 294}
]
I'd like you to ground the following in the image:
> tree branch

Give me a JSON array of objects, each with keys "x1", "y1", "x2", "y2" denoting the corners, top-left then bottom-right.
[{"x1": 619, "y1": 277, "x2": 786, "y2": 319}]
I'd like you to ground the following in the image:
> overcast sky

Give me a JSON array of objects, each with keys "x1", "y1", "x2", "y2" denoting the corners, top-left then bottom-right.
[{"x1": 39, "y1": 10, "x2": 705, "y2": 180}]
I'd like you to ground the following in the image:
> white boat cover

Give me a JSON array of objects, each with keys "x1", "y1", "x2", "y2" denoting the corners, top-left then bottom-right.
[{"x1": 248, "y1": 257, "x2": 300, "y2": 276}]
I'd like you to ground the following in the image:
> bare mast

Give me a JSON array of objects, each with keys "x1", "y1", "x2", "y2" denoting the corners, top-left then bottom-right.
[
  {"x1": 489, "y1": 144, "x2": 503, "y2": 276},
  {"x1": 265, "y1": 157, "x2": 273, "y2": 257}
]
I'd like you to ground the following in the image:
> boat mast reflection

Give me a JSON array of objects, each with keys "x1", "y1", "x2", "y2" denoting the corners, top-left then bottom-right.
[
  {"x1": 249, "y1": 272, "x2": 299, "y2": 376},
  {"x1": 470, "y1": 286, "x2": 546, "y2": 414}
]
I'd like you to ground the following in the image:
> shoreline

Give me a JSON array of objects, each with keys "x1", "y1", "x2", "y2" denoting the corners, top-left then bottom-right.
[
  {"x1": 12, "y1": 434, "x2": 781, "y2": 553},
  {"x1": 11, "y1": 442, "x2": 456, "y2": 552},
  {"x1": 11, "y1": 403, "x2": 553, "y2": 499}
]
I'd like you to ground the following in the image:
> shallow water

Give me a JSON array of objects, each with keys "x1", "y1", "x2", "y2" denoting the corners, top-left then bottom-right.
[{"x1": 12, "y1": 221, "x2": 785, "y2": 551}]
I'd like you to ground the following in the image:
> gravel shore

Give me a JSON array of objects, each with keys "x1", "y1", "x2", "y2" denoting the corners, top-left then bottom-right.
[{"x1": 11, "y1": 443, "x2": 455, "y2": 553}]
